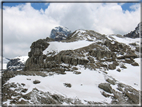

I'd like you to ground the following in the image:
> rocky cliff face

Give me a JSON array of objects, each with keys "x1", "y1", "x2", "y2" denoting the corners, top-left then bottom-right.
[
  {"x1": 124, "y1": 22, "x2": 142, "y2": 38},
  {"x1": 50, "y1": 26, "x2": 71, "y2": 41},
  {"x1": 24, "y1": 39, "x2": 49, "y2": 71}
]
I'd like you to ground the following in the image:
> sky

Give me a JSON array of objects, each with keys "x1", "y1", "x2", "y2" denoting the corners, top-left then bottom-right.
[{"x1": 0, "y1": 0, "x2": 141, "y2": 58}]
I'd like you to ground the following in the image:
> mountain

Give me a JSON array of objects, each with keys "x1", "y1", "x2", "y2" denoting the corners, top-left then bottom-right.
[
  {"x1": 1, "y1": 56, "x2": 29, "y2": 71},
  {"x1": 2, "y1": 26, "x2": 141, "y2": 106},
  {"x1": 124, "y1": 22, "x2": 142, "y2": 38},
  {"x1": 50, "y1": 26, "x2": 71, "y2": 41}
]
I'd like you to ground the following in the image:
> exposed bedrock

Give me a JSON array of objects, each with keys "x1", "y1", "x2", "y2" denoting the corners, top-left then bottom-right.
[{"x1": 24, "y1": 39, "x2": 49, "y2": 71}]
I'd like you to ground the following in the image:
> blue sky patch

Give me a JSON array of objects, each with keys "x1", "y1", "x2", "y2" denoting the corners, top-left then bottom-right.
[
  {"x1": 31, "y1": 3, "x2": 50, "y2": 11},
  {"x1": 120, "y1": 3, "x2": 139, "y2": 11},
  {"x1": 3, "y1": 3, "x2": 26, "y2": 7},
  {"x1": 3, "y1": 3, "x2": 50, "y2": 11}
]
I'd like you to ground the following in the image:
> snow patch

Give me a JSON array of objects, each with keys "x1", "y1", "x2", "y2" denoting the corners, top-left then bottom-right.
[{"x1": 43, "y1": 40, "x2": 93, "y2": 54}]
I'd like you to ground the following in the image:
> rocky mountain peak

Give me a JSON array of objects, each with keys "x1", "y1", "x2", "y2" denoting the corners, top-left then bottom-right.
[
  {"x1": 50, "y1": 26, "x2": 71, "y2": 41},
  {"x1": 3, "y1": 56, "x2": 29, "y2": 71},
  {"x1": 124, "y1": 22, "x2": 142, "y2": 38}
]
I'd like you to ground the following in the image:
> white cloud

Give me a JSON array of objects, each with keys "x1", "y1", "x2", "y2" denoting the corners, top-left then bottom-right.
[
  {"x1": 3, "y1": 3, "x2": 59, "y2": 58},
  {"x1": 130, "y1": 3, "x2": 140, "y2": 10},
  {"x1": 2, "y1": 2, "x2": 141, "y2": 58},
  {"x1": 45, "y1": 3, "x2": 140, "y2": 34}
]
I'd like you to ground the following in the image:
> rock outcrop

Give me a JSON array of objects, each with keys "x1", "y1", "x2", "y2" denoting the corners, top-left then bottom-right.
[
  {"x1": 24, "y1": 39, "x2": 49, "y2": 71},
  {"x1": 98, "y1": 83, "x2": 112, "y2": 93}
]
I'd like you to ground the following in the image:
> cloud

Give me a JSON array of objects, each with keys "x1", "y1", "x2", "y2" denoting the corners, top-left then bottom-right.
[
  {"x1": 3, "y1": 3, "x2": 59, "y2": 58},
  {"x1": 45, "y1": 3, "x2": 140, "y2": 34},
  {"x1": 130, "y1": 3, "x2": 140, "y2": 10},
  {"x1": 2, "y1": 2, "x2": 141, "y2": 58}
]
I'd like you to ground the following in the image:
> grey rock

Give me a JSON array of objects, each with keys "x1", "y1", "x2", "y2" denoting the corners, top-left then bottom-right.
[
  {"x1": 21, "y1": 89, "x2": 28, "y2": 93},
  {"x1": 131, "y1": 62, "x2": 139, "y2": 66},
  {"x1": 116, "y1": 68, "x2": 121, "y2": 72},
  {"x1": 102, "y1": 91, "x2": 111, "y2": 97},
  {"x1": 108, "y1": 64, "x2": 116, "y2": 70},
  {"x1": 98, "y1": 83, "x2": 112, "y2": 93},
  {"x1": 106, "y1": 78, "x2": 115, "y2": 85},
  {"x1": 73, "y1": 71, "x2": 81, "y2": 74},
  {"x1": 33, "y1": 80, "x2": 40, "y2": 84},
  {"x1": 64, "y1": 83, "x2": 72, "y2": 88},
  {"x1": 120, "y1": 64, "x2": 127, "y2": 69}
]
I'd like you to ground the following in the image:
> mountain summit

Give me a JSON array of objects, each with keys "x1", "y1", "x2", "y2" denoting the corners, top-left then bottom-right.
[{"x1": 50, "y1": 26, "x2": 71, "y2": 41}]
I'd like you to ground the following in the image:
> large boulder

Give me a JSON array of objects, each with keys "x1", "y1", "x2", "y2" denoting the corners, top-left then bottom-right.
[
  {"x1": 28, "y1": 39, "x2": 49, "y2": 57},
  {"x1": 98, "y1": 83, "x2": 112, "y2": 93}
]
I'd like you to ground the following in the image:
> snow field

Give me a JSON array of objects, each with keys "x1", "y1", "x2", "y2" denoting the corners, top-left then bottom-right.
[
  {"x1": 43, "y1": 40, "x2": 94, "y2": 54},
  {"x1": 6, "y1": 67, "x2": 112, "y2": 103}
]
